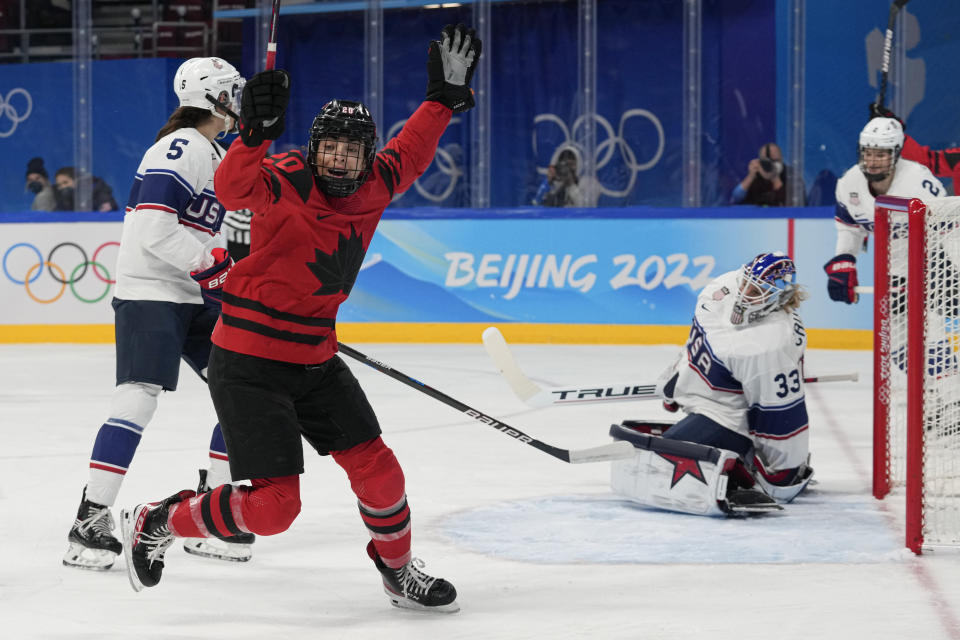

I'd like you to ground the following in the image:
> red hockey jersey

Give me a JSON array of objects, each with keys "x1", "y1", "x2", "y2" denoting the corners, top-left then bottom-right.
[
  {"x1": 903, "y1": 135, "x2": 960, "y2": 190},
  {"x1": 211, "y1": 100, "x2": 451, "y2": 364}
]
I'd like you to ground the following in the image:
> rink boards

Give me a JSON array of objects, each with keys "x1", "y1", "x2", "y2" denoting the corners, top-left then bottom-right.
[{"x1": 0, "y1": 208, "x2": 872, "y2": 348}]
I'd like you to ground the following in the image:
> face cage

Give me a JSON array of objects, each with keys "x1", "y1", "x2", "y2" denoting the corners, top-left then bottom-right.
[
  {"x1": 210, "y1": 76, "x2": 245, "y2": 134},
  {"x1": 308, "y1": 129, "x2": 377, "y2": 198},
  {"x1": 858, "y1": 145, "x2": 899, "y2": 182},
  {"x1": 730, "y1": 268, "x2": 792, "y2": 326}
]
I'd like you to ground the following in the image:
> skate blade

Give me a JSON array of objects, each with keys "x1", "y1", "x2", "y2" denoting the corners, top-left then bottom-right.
[
  {"x1": 182, "y1": 539, "x2": 252, "y2": 563},
  {"x1": 119, "y1": 508, "x2": 144, "y2": 593},
  {"x1": 62, "y1": 542, "x2": 116, "y2": 571},
  {"x1": 384, "y1": 588, "x2": 460, "y2": 614}
]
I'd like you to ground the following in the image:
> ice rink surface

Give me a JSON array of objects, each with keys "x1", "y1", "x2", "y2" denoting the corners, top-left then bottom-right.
[{"x1": 2, "y1": 341, "x2": 960, "y2": 640}]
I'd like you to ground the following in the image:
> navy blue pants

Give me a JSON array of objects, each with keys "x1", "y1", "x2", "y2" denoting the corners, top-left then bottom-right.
[
  {"x1": 662, "y1": 412, "x2": 754, "y2": 459},
  {"x1": 113, "y1": 297, "x2": 219, "y2": 391}
]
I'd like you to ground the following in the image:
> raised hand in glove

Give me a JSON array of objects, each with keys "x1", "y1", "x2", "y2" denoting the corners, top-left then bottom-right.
[
  {"x1": 191, "y1": 248, "x2": 233, "y2": 308},
  {"x1": 868, "y1": 102, "x2": 905, "y2": 130},
  {"x1": 239, "y1": 70, "x2": 290, "y2": 147},
  {"x1": 823, "y1": 253, "x2": 858, "y2": 304},
  {"x1": 426, "y1": 23, "x2": 482, "y2": 113}
]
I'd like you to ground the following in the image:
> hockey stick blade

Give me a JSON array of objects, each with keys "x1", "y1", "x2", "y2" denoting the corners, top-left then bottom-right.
[
  {"x1": 481, "y1": 326, "x2": 546, "y2": 404},
  {"x1": 337, "y1": 342, "x2": 633, "y2": 464},
  {"x1": 482, "y1": 326, "x2": 858, "y2": 409},
  {"x1": 482, "y1": 326, "x2": 657, "y2": 407}
]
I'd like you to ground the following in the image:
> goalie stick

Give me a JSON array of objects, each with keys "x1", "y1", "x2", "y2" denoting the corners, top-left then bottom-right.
[
  {"x1": 482, "y1": 326, "x2": 859, "y2": 409},
  {"x1": 336, "y1": 342, "x2": 635, "y2": 464},
  {"x1": 877, "y1": 0, "x2": 910, "y2": 110}
]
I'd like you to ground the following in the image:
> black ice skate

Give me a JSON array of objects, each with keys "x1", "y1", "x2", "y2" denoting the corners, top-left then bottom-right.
[
  {"x1": 120, "y1": 489, "x2": 195, "y2": 592},
  {"x1": 182, "y1": 470, "x2": 255, "y2": 562},
  {"x1": 63, "y1": 487, "x2": 123, "y2": 571},
  {"x1": 367, "y1": 541, "x2": 459, "y2": 613}
]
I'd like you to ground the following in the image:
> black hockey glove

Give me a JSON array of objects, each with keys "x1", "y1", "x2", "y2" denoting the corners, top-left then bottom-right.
[
  {"x1": 239, "y1": 70, "x2": 290, "y2": 147},
  {"x1": 868, "y1": 102, "x2": 905, "y2": 130},
  {"x1": 426, "y1": 23, "x2": 482, "y2": 113}
]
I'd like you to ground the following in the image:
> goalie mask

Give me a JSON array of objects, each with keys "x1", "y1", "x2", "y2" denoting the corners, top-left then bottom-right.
[
  {"x1": 730, "y1": 252, "x2": 799, "y2": 326},
  {"x1": 174, "y1": 57, "x2": 245, "y2": 132},
  {"x1": 308, "y1": 100, "x2": 378, "y2": 198},
  {"x1": 858, "y1": 117, "x2": 903, "y2": 182}
]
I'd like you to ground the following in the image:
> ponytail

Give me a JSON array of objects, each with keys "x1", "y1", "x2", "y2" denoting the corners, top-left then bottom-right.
[{"x1": 155, "y1": 107, "x2": 214, "y2": 142}]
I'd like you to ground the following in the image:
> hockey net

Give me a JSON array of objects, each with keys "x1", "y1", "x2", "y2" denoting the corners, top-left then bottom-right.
[{"x1": 874, "y1": 195, "x2": 960, "y2": 553}]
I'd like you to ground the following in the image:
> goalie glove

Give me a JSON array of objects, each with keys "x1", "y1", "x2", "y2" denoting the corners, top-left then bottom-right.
[
  {"x1": 426, "y1": 23, "x2": 482, "y2": 113},
  {"x1": 190, "y1": 248, "x2": 233, "y2": 308},
  {"x1": 239, "y1": 70, "x2": 290, "y2": 147},
  {"x1": 823, "y1": 253, "x2": 858, "y2": 304}
]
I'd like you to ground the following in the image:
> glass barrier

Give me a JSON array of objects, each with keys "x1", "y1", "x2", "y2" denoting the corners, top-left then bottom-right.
[{"x1": 1, "y1": 0, "x2": 958, "y2": 213}]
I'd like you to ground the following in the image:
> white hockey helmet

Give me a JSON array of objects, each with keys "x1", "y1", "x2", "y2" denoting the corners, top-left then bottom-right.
[
  {"x1": 730, "y1": 252, "x2": 799, "y2": 326},
  {"x1": 174, "y1": 57, "x2": 244, "y2": 122},
  {"x1": 858, "y1": 117, "x2": 903, "y2": 182}
]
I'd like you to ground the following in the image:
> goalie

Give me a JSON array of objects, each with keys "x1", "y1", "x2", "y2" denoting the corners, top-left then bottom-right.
[{"x1": 611, "y1": 252, "x2": 814, "y2": 516}]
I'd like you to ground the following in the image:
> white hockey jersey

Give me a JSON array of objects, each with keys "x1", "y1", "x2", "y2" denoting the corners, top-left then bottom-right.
[
  {"x1": 671, "y1": 270, "x2": 809, "y2": 472},
  {"x1": 833, "y1": 158, "x2": 945, "y2": 256},
  {"x1": 114, "y1": 127, "x2": 228, "y2": 303}
]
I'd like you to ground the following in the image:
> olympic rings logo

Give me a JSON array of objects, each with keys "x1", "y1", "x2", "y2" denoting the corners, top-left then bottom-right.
[
  {"x1": 2, "y1": 241, "x2": 119, "y2": 304},
  {"x1": 533, "y1": 109, "x2": 666, "y2": 199},
  {"x1": 0, "y1": 88, "x2": 33, "y2": 138}
]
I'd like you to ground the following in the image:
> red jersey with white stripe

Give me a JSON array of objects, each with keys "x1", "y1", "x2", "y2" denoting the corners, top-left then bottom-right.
[
  {"x1": 115, "y1": 127, "x2": 228, "y2": 303},
  {"x1": 212, "y1": 100, "x2": 451, "y2": 364}
]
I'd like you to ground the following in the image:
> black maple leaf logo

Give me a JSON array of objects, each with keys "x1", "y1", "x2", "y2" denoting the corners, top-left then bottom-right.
[{"x1": 305, "y1": 224, "x2": 367, "y2": 296}]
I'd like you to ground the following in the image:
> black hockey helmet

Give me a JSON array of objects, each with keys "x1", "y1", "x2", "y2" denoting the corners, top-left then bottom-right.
[{"x1": 308, "y1": 99, "x2": 378, "y2": 198}]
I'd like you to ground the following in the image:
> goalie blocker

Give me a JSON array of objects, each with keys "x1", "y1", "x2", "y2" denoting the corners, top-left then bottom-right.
[{"x1": 609, "y1": 422, "x2": 783, "y2": 516}]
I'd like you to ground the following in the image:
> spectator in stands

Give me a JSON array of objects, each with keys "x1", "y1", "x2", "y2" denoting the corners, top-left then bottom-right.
[
  {"x1": 25, "y1": 157, "x2": 55, "y2": 211},
  {"x1": 533, "y1": 146, "x2": 600, "y2": 207},
  {"x1": 53, "y1": 167, "x2": 119, "y2": 212},
  {"x1": 730, "y1": 143, "x2": 805, "y2": 206}
]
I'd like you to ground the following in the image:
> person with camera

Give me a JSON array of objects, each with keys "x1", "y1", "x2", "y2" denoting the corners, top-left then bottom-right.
[
  {"x1": 533, "y1": 147, "x2": 599, "y2": 207},
  {"x1": 730, "y1": 143, "x2": 803, "y2": 207}
]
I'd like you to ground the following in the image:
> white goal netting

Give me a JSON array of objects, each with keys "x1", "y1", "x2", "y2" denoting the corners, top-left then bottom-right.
[{"x1": 878, "y1": 195, "x2": 960, "y2": 552}]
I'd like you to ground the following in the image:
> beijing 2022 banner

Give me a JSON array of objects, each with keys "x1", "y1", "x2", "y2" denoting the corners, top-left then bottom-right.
[{"x1": 0, "y1": 216, "x2": 870, "y2": 331}]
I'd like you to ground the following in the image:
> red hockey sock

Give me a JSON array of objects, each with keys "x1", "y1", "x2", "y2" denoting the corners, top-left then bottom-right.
[
  {"x1": 332, "y1": 437, "x2": 411, "y2": 568},
  {"x1": 168, "y1": 475, "x2": 301, "y2": 538}
]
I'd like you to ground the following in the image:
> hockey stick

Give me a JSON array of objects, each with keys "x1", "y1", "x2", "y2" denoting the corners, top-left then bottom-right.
[
  {"x1": 482, "y1": 326, "x2": 859, "y2": 409},
  {"x1": 336, "y1": 342, "x2": 635, "y2": 464},
  {"x1": 877, "y1": 0, "x2": 910, "y2": 110},
  {"x1": 205, "y1": 0, "x2": 281, "y2": 119},
  {"x1": 264, "y1": 0, "x2": 281, "y2": 71}
]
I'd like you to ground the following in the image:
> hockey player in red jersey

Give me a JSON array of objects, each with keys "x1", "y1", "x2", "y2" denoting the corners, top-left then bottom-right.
[
  {"x1": 870, "y1": 102, "x2": 960, "y2": 192},
  {"x1": 119, "y1": 24, "x2": 481, "y2": 613}
]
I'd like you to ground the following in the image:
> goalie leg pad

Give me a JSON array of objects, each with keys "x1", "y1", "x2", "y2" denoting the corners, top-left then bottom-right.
[{"x1": 609, "y1": 424, "x2": 781, "y2": 516}]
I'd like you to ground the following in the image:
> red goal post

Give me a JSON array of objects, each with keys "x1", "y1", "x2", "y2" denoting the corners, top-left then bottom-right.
[{"x1": 873, "y1": 194, "x2": 960, "y2": 554}]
